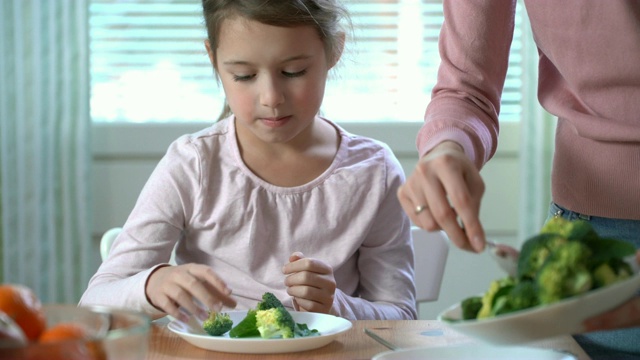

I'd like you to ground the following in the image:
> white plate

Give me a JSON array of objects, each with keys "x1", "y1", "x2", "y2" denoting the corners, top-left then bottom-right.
[
  {"x1": 167, "y1": 310, "x2": 352, "y2": 354},
  {"x1": 373, "y1": 345, "x2": 577, "y2": 360},
  {"x1": 438, "y1": 272, "x2": 640, "y2": 345}
]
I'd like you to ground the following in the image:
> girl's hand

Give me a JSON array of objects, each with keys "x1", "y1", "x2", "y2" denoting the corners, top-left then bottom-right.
[
  {"x1": 282, "y1": 252, "x2": 336, "y2": 314},
  {"x1": 145, "y1": 263, "x2": 236, "y2": 322},
  {"x1": 397, "y1": 141, "x2": 486, "y2": 252}
]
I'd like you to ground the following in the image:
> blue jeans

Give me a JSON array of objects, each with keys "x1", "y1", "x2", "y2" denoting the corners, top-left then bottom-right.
[{"x1": 546, "y1": 202, "x2": 640, "y2": 359}]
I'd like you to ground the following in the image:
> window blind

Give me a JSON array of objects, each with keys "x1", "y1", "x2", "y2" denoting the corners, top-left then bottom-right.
[{"x1": 90, "y1": 0, "x2": 523, "y2": 123}]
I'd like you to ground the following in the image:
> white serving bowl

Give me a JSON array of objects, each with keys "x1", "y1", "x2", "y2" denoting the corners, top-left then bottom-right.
[{"x1": 438, "y1": 272, "x2": 640, "y2": 345}]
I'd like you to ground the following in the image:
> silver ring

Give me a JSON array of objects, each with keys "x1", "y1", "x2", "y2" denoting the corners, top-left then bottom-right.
[{"x1": 415, "y1": 205, "x2": 427, "y2": 215}]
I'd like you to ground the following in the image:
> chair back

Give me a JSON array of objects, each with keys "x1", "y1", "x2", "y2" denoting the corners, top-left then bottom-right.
[
  {"x1": 412, "y1": 226, "x2": 449, "y2": 303},
  {"x1": 100, "y1": 227, "x2": 176, "y2": 264},
  {"x1": 100, "y1": 227, "x2": 123, "y2": 261}
]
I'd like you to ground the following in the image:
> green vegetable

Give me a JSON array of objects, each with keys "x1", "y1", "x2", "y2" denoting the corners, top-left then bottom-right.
[
  {"x1": 257, "y1": 292, "x2": 284, "y2": 311},
  {"x1": 553, "y1": 239, "x2": 592, "y2": 267},
  {"x1": 229, "y1": 309, "x2": 260, "y2": 338},
  {"x1": 483, "y1": 280, "x2": 541, "y2": 317},
  {"x1": 229, "y1": 292, "x2": 320, "y2": 339},
  {"x1": 585, "y1": 237, "x2": 636, "y2": 267},
  {"x1": 256, "y1": 307, "x2": 295, "y2": 339},
  {"x1": 501, "y1": 280, "x2": 539, "y2": 313},
  {"x1": 477, "y1": 277, "x2": 515, "y2": 319},
  {"x1": 460, "y1": 296, "x2": 483, "y2": 320},
  {"x1": 202, "y1": 311, "x2": 233, "y2": 336},
  {"x1": 294, "y1": 323, "x2": 320, "y2": 337},
  {"x1": 537, "y1": 261, "x2": 591, "y2": 304},
  {"x1": 517, "y1": 233, "x2": 568, "y2": 280},
  {"x1": 592, "y1": 259, "x2": 632, "y2": 288},
  {"x1": 541, "y1": 217, "x2": 596, "y2": 240},
  {"x1": 462, "y1": 218, "x2": 637, "y2": 321}
]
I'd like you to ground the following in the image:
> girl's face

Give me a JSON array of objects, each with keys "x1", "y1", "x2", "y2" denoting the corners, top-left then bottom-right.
[{"x1": 206, "y1": 17, "x2": 337, "y2": 146}]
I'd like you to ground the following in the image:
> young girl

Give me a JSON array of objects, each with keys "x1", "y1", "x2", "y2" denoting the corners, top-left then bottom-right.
[{"x1": 80, "y1": 0, "x2": 416, "y2": 322}]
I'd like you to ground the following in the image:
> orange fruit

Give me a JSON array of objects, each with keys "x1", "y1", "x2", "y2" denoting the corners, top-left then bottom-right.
[
  {"x1": 0, "y1": 284, "x2": 46, "y2": 341},
  {"x1": 38, "y1": 323, "x2": 104, "y2": 360},
  {"x1": 39, "y1": 322, "x2": 87, "y2": 343}
]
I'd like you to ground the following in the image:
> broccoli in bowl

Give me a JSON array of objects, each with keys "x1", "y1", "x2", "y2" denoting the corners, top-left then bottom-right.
[{"x1": 459, "y1": 218, "x2": 637, "y2": 320}]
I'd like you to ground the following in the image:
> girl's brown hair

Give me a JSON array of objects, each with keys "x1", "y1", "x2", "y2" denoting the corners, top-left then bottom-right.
[{"x1": 201, "y1": 0, "x2": 350, "y2": 120}]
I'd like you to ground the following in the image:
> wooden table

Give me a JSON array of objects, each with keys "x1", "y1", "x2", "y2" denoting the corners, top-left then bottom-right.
[{"x1": 146, "y1": 318, "x2": 590, "y2": 359}]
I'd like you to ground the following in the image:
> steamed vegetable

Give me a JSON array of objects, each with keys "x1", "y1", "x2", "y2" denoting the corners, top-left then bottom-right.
[
  {"x1": 257, "y1": 292, "x2": 285, "y2": 311},
  {"x1": 459, "y1": 218, "x2": 636, "y2": 320},
  {"x1": 202, "y1": 312, "x2": 233, "y2": 336},
  {"x1": 227, "y1": 292, "x2": 320, "y2": 339},
  {"x1": 229, "y1": 309, "x2": 260, "y2": 338},
  {"x1": 256, "y1": 307, "x2": 295, "y2": 339}
]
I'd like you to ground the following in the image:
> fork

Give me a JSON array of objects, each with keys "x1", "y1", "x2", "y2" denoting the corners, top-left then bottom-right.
[
  {"x1": 485, "y1": 240, "x2": 519, "y2": 278},
  {"x1": 364, "y1": 328, "x2": 398, "y2": 351}
]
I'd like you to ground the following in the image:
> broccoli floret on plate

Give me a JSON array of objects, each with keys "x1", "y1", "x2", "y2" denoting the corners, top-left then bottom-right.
[
  {"x1": 460, "y1": 296, "x2": 483, "y2": 320},
  {"x1": 540, "y1": 217, "x2": 598, "y2": 242},
  {"x1": 517, "y1": 233, "x2": 568, "y2": 280},
  {"x1": 256, "y1": 307, "x2": 295, "y2": 339},
  {"x1": 202, "y1": 312, "x2": 233, "y2": 336},
  {"x1": 533, "y1": 240, "x2": 593, "y2": 304},
  {"x1": 229, "y1": 292, "x2": 320, "y2": 339},
  {"x1": 257, "y1": 292, "x2": 284, "y2": 311},
  {"x1": 592, "y1": 259, "x2": 633, "y2": 288},
  {"x1": 537, "y1": 262, "x2": 592, "y2": 304},
  {"x1": 555, "y1": 239, "x2": 592, "y2": 266},
  {"x1": 477, "y1": 277, "x2": 515, "y2": 319},
  {"x1": 493, "y1": 280, "x2": 540, "y2": 316},
  {"x1": 294, "y1": 322, "x2": 320, "y2": 337}
]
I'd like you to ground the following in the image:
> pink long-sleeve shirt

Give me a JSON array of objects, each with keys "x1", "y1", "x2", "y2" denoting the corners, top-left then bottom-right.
[
  {"x1": 80, "y1": 117, "x2": 416, "y2": 321},
  {"x1": 418, "y1": 0, "x2": 640, "y2": 220}
]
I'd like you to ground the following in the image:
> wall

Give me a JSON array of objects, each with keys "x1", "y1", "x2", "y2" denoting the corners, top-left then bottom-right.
[{"x1": 91, "y1": 121, "x2": 520, "y2": 319}]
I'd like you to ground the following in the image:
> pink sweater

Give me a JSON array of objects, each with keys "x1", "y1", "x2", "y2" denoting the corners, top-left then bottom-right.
[
  {"x1": 80, "y1": 117, "x2": 416, "y2": 321},
  {"x1": 418, "y1": 0, "x2": 640, "y2": 220}
]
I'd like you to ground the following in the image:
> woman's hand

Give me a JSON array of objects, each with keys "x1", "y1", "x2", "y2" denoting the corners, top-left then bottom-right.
[
  {"x1": 282, "y1": 252, "x2": 336, "y2": 314},
  {"x1": 145, "y1": 263, "x2": 237, "y2": 322},
  {"x1": 583, "y1": 250, "x2": 640, "y2": 331},
  {"x1": 397, "y1": 141, "x2": 486, "y2": 252},
  {"x1": 583, "y1": 296, "x2": 640, "y2": 331}
]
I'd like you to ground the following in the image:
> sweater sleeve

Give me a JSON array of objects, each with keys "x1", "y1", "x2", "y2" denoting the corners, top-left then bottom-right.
[
  {"x1": 328, "y1": 146, "x2": 417, "y2": 321},
  {"x1": 79, "y1": 136, "x2": 201, "y2": 316},
  {"x1": 417, "y1": 0, "x2": 516, "y2": 168}
]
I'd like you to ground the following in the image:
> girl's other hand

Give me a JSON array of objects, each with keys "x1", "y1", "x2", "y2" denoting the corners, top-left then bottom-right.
[
  {"x1": 145, "y1": 263, "x2": 236, "y2": 323},
  {"x1": 283, "y1": 252, "x2": 336, "y2": 314}
]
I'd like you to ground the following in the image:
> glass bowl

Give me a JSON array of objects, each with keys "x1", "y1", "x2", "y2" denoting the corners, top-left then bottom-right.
[{"x1": 0, "y1": 304, "x2": 150, "y2": 360}]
